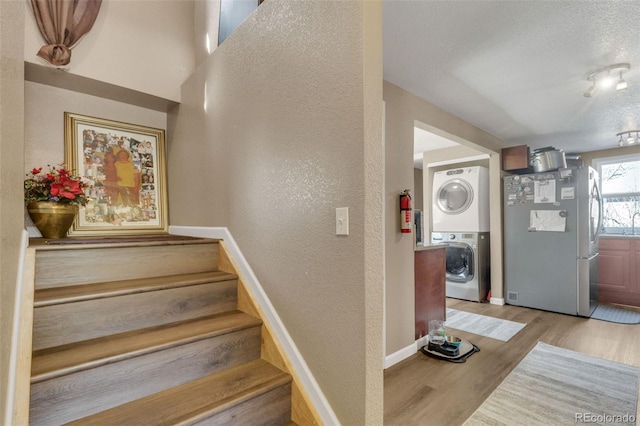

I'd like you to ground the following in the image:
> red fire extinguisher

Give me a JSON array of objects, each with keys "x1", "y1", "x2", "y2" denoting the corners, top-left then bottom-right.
[{"x1": 399, "y1": 189, "x2": 412, "y2": 234}]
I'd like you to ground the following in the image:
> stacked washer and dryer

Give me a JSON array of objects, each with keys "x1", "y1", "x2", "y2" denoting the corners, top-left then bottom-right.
[{"x1": 431, "y1": 166, "x2": 491, "y2": 302}]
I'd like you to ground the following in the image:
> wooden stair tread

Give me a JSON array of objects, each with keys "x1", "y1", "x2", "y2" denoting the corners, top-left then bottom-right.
[
  {"x1": 29, "y1": 235, "x2": 219, "y2": 250},
  {"x1": 31, "y1": 310, "x2": 261, "y2": 383},
  {"x1": 67, "y1": 359, "x2": 292, "y2": 426},
  {"x1": 34, "y1": 271, "x2": 237, "y2": 307}
]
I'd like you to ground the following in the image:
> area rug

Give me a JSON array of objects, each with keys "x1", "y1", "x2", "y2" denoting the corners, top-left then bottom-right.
[
  {"x1": 445, "y1": 308, "x2": 526, "y2": 342},
  {"x1": 464, "y1": 342, "x2": 639, "y2": 425},
  {"x1": 591, "y1": 304, "x2": 640, "y2": 325}
]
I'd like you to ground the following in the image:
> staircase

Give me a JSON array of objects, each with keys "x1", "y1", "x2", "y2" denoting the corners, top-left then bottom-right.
[{"x1": 27, "y1": 235, "x2": 301, "y2": 425}]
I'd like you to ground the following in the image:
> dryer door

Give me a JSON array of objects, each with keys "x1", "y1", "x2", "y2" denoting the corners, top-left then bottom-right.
[
  {"x1": 445, "y1": 242, "x2": 474, "y2": 283},
  {"x1": 436, "y1": 179, "x2": 474, "y2": 215}
]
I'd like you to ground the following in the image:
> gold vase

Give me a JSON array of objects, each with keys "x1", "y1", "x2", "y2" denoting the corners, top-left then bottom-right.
[{"x1": 27, "y1": 201, "x2": 78, "y2": 239}]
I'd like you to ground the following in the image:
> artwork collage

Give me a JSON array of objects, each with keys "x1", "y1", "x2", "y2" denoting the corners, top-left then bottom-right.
[{"x1": 81, "y1": 127, "x2": 159, "y2": 226}]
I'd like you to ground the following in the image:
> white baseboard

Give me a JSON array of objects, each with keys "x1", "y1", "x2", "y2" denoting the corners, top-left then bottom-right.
[
  {"x1": 490, "y1": 297, "x2": 505, "y2": 305},
  {"x1": 5, "y1": 230, "x2": 29, "y2": 426},
  {"x1": 384, "y1": 342, "x2": 417, "y2": 369},
  {"x1": 168, "y1": 225, "x2": 339, "y2": 426}
]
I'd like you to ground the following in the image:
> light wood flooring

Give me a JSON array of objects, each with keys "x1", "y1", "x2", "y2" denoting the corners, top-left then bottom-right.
[{"x1": 384, "y1": 298, "x2": 640, "y2": 426}]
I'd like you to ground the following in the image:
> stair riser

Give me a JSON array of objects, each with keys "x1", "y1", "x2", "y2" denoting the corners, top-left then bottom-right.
[
  {"x1": 35, "y1": 243, "x2": 219, "y2": 289},
  {"x1": 30, "y1": 326, "x2": 262, "y2": 426},
  {"x1": 192, "y1": 384, "x2": 292, "y2": 426},
  {"x1": 33, "y1": 280, "x2": 238, "y2": 351}
]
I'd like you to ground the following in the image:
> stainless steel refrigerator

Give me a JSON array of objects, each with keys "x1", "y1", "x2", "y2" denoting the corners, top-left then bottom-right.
[{"x1": 503, "y1": 166, "x2": 602, "y2": 316}]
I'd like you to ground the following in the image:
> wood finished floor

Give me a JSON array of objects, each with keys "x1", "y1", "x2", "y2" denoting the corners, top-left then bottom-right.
[{"x1": 384, "y1": 298, "x2": 640, "y2": 426}]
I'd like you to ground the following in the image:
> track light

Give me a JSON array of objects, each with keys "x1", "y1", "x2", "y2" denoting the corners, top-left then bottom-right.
[
  {"x1": 616, "y1": 130, "x2": 640, "y2": 147},
  {"x1": 600, "y1": 71, "x2": 614, "y2": 88},
  {"x1": 584, "y1": 82, "x2": 596, "y2": 98},
  {"x1": 585, "y1": 63, "x2": 630, "y2": 97},
  {"x1": 616, "y1": 71, "x2": 628, "y2": 91}
]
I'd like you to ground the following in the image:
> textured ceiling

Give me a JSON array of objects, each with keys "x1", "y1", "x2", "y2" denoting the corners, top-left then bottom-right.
[{"x1": 384, "y1": 0, "x2": 640, "y2": 154}]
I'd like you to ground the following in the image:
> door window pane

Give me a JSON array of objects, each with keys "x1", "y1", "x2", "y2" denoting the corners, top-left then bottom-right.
[{"x1": 597, "y1": 157, "x2": 640, "y2": 234}]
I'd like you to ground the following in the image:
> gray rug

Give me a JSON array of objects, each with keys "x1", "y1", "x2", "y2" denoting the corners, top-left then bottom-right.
[
  {"x1": 445, "y1": 308, "x2": 526, "y2": 342},
  {"x1": 592, "y1": 304, "x2": 640, "y2": 325},
  {"x1": 464, "y1": 342, "x2": 639, "y2": 425}
]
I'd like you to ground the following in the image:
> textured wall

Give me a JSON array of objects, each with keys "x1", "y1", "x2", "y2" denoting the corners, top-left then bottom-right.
[
  {"x1": 362, "y1": 2, "x2": 384, "y2": 423},
  {"x1": 24, "y1": 0, "x2": 195, "y2": 102},
  {"x1": 0, "y1": 0, "x2": 25, "y2": 421},
  {"x1": 168, "y1": 1, "x2": 383, "y2": 423}
]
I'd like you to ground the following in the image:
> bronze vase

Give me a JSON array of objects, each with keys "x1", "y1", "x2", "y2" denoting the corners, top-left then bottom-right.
[{"x1": 27, "y1": 202, "x2": 78, "y2": 239}]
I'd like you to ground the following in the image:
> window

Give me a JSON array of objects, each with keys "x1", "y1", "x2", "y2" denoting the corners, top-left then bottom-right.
[{"x1": 595, "y1": 154, "x2": 640, "y2": 234}]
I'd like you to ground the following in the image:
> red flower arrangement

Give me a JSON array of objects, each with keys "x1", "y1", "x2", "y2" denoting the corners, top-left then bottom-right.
[{"x1": 24, "y1": 165, "x2": 90, "y2": 206}]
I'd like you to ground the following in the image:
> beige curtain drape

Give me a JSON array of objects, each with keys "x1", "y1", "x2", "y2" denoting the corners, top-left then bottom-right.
[{"x1": 30, "y1": 0, "x2": 102, "y2": 66}]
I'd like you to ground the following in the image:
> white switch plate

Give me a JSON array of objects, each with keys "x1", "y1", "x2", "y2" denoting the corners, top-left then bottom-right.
[{"x1": 336, "y1": 207, "x2": 349, "y2": 235}]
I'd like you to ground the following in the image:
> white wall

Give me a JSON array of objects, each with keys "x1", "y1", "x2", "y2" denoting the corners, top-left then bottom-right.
[{"x1": 24, "y1": 0, "x2": 196, "y2": 102}]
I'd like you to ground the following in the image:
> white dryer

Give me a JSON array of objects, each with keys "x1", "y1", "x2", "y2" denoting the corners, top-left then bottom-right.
[{"x1": 432, "y1": 166, "x2": 489, "y2": 232}]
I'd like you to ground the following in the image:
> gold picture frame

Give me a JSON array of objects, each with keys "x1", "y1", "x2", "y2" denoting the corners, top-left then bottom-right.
[{"x1": 64, "y1": 112, "x2": 168, "y2": 236}]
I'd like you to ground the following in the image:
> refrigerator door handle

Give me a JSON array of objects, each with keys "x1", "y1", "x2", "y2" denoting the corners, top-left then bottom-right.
[{"x1": 578, "y1": 253, "x2": 599, "y2": 261}]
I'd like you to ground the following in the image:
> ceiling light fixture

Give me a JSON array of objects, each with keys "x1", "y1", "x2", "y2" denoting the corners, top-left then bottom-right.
[
  {"x1": 584, "y1": 63, "x2": 630, "y2": 97},
  {"x1": 616, "y1": 71, "x2": 628, "y2": 91},
  {"x1": 616, "y1": 130, "x2": 640, "y2": 147},
  {"x1": 584, "y1": 81, "x2": 596, "y2": 98},
  {"x1": 600, "y1": 71, "x2": 614, "y2": 88}
]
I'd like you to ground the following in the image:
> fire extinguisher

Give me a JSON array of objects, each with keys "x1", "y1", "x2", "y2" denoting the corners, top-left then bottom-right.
[{"x1": 399, "y1": 189, "x2": 412, "y2": 234}]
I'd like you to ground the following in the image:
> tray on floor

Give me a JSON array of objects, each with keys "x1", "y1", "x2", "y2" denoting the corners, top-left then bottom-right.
[{"x1": 420, "y1": 339, "x2": 480, "y2": 363}]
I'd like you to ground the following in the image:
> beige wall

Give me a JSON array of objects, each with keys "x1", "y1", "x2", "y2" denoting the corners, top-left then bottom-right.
[
  {"x1": 383, "y1": 81, "x2": 505, "y2": 355},
  {"x1": 193, "y1": 0, "x2": 221, "y2": 68},
  {"x1": 24, "y1": 0, "x2": 195, "y2": 102},
  {"x1": 168, "y1": 1, "x2": 383, "y2": 424},
  {"x1": 23, "y1": 81, "x2": 168, "y2": 236},
  {"x1": 0, "y1": 0, "x2": 25, "y2": 421},
  {"x1": 413, "y1": 168, "x2": 424, "y2": 211},
  {"x1": 24, "y1": 81, "x2": 167, "y2": 170},
  {"x1": 580, "y1": 145, "x2": 640, "y2": 165}
]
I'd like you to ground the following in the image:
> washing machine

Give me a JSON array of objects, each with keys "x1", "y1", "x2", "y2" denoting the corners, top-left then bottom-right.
[
  {"x1": 432, "y1": 232, "x2": 490, "y2": 302},
  {"x1": 432, "y1": 166, "x2": 489, "y2": 232}
]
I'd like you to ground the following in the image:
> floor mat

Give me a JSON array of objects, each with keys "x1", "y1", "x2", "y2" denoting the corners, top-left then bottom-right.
[
  {"x1": 445, "y1": 308, "x2": 526, "y2": 342},
  {"x1": 591, "y1": 304, "x2": 640, "y2": 324}
]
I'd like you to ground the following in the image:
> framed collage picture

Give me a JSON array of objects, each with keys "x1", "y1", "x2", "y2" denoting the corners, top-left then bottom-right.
[{"x1": 64, "y1": 112, "x2": 168, "y2": 236}]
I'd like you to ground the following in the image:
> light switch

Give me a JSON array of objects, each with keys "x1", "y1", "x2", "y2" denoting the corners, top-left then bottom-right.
[{"x1": 336, "y1": 207, "x2": 349, "y2": 235}]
